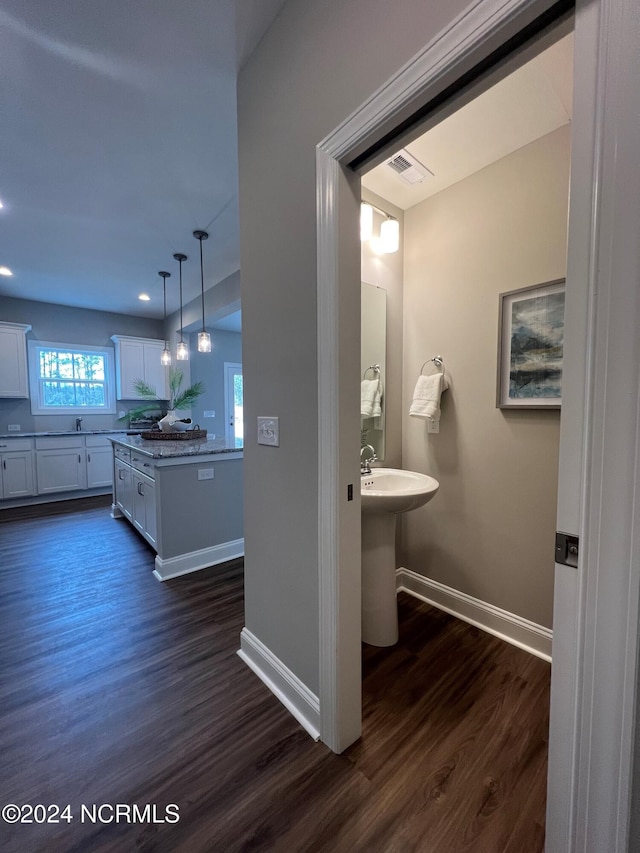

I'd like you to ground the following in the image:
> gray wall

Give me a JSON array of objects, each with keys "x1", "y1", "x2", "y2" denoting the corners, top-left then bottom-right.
[
  {"x1": 401, "y1": 126, "x2": 570, "y2": 629},
  {"x1": 0, "y1": 296, "x2": 164, "y2": 433},
  {"x1": 238, "y1": 0, "x2": 469, "y2": 693}
]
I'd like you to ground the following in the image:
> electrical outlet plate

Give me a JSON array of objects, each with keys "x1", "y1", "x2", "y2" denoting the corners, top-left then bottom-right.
[
  {"x1": 427, "y1": 418, "x2": 440, "y2": 434},
  {"x1": 257, "y1": 416, "x2": 279, "y2": 446},
  {"x1": 7, "y1": 424, "x2": 20, "y2": 431},
  {"x1": 203, "y1": 410, "x2": 215, "y2": 418},
  {"x1": 197, "y1": 468, "x2": 214, "y2": 480}
]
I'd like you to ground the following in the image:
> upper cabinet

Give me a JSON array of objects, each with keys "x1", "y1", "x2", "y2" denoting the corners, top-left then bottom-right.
[
  {"x1": 111, "y1": 335, "x2": 170, "y2": 400},
  {"x1": 0, "y1": 322, "x2": 32, "y2": 398}
]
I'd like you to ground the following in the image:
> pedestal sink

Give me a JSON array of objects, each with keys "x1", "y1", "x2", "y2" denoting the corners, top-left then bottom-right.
[{"x1": 361, "y1": 468, "x2": 439, "y2": 646}]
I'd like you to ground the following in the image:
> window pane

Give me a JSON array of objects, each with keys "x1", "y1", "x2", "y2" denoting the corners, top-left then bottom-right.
[
  {"x1": 42, "y1": 381, "x2": 77, "y2": 406},
  {"x1": 75, "y1": 383, "x2": 105, "y2": 406}
]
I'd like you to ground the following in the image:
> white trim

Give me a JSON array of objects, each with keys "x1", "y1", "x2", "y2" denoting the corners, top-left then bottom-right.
[
  {"x1": 317, "y1": 0, "x2": 570, "y2": 756},
  {"x1": 152, "y1": 538, "x2": 244, "y2": 581},
  {"x1": 238, "y1": 629, "x2": 321, "y2": 741},
  {"x1": 27, "y1": 340, "x2": 116, "y2": 416},
  {"x1": 397, "y1": 568, "x2": 552, "y2": 662}
]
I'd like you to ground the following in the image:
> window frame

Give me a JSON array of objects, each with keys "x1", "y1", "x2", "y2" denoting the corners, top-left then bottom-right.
[{"x1": 28, "y1": 340, "x2": 116, "y2": 416}]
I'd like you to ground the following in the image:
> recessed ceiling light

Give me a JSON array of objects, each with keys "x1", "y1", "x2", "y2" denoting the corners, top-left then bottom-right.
[
  {"x1": 0, "y1": 199, "x2": 4, "y2": 209},
  {"x1": 138, "y1": 293, "x2": 151, "y2": 301},
  {"x1": 0, "y1": 266, "x2": 13, "y2": 276}
]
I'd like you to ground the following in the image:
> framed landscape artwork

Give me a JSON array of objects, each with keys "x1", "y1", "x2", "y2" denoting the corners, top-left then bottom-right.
[{"x1": 496, "y1": 279, "x2": 565, "y2": 409}]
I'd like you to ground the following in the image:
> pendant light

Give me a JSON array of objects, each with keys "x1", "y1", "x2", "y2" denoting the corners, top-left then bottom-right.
[
  {"x1": 173, "y1": 252, "x2": 189, "y2": 361},
  {"x1": 193, "y1": 229, "x2": 211, "y2": 353},
  {"x1": 158, "y1": 270, "x2": 172, "y2": 366}
]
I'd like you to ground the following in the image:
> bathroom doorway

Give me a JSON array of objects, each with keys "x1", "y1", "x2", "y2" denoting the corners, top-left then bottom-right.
[
  {"x1": 359, "y1": 30, "x2": 572, "y2": 656},
  {"x1": 317, "y1": 0, "x2": 640, "y2": 846}
]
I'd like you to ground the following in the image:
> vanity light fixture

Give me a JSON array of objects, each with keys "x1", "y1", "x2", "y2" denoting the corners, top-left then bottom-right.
[
  {"x1": 360, "y1": 202, "x2": 373, "y2": 241},
  {"x1": 173, "y1": 252, "x2": 189, "y2": 361},
  {"x1": 193, "y1": 229, "x2": 211, "y2": 353},
  {"x1": 380, "y1": 217, "x2": 400, "y2": 254},
  {"x1": 158, "y1": 270, "x2": 172, "y2": 366},
  {"x1": 360, "y1": 201, "x2": 400, "y2": 254}
]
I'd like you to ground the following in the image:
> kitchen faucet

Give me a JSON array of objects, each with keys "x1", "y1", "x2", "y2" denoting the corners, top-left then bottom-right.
[
  {"x1": 360, "y1": 444, "x2": 377, "y2": 475},
  {"x1": 75, "y1": 417, "x2": 83, "y2": 432}
]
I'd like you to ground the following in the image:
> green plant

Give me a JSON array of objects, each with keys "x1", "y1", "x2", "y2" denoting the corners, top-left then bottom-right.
[{"x1": 121, "y1": 368, "x2": 204, "y2": 421}]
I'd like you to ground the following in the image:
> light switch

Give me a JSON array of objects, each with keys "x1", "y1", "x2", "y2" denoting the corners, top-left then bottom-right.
[{"x1": 257, "y1": 416, "x2": 279, "y2": 446}]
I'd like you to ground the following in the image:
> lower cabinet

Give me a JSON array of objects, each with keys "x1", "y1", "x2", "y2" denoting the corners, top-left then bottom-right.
[
  {"x1": 0, "y1": 448, "x2": 35, "y2": 499},
  {"x1": 85, "y1": 437, "x2": 114, "y2": 488},
  {"x1": 36, "y1": 447, "x2": 87, "y2": 494},
  {"x1": 132, "y1": 469, "x2": 156, "y2": 547},
  {"x1": 114, "y1": 458, "x2": 133, "y2": 521}
]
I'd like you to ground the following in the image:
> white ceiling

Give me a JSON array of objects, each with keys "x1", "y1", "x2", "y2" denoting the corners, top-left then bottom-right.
[
  {"x1": 362, "y1": 33, "x2": 573, "y2": 210},
  {"x1": 0, "y1": 0, "x2": 286, "y2": 321}
]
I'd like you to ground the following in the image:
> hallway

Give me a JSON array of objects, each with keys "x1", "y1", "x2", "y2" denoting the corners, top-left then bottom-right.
[{"x1": 0, "y1": 498, "x2": 548, "y2": 852}]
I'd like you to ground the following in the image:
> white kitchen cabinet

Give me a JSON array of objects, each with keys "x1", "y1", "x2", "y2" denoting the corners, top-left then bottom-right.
[
  {"x1": 0, "y1": 322, "x2": 31, "y2": 399},
  {"x1": 35, "y1": 436, "x2": 86, "y2": 494},
  {"x1": 111, "y1": 335, "x2": 170, "y2": 401},
  {"x1": 114, "y1": 458, "x2": 133, "y2": 520},
  {"x1": 132, "y1": 469, "x2": 156, "y2": 547},
  {"x1": 0, "y1": 439, "x2": 35, "y2": 499},
  {"x1": 85, "y1": 436, "x2": 114, "y2": 488}
]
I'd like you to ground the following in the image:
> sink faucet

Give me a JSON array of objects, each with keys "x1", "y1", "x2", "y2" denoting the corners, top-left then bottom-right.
[
  {"x1": 75, "y1": 417, "x2": 83, "y2": 432},
  {"x1": 360, "y1": 444, "x2": 377, "y2": 475}
]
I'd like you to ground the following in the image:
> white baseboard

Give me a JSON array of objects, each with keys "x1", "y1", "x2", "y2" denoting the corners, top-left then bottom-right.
[
  {"x1": 238, "y1": 628, "x2": 321, "y2": 741},
  {"x1": 397, "y1": 567, "x2": 552, "y2": 662},
  {"x1": 153, "y1": 538, "x2": 244, "y2": 581}
]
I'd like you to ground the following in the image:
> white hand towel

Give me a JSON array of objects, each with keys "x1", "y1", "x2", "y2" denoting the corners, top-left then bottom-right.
[
  {"x1": 409, "y1": 373, "x2": 449, "y2": 420},
  {"x1": 361, "y1": 379, "x2": 379, "y2": 418}
]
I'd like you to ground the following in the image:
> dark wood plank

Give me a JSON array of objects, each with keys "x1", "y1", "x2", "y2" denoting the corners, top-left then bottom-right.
[{"x1": 0, "y1": 501, "x2": 549, "y2": 852}]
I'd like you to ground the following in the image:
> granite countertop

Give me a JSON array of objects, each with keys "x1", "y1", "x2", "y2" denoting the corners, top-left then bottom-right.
[
  {"x1": 109, "y1": 433, "x2": 243, "y2": 459},
  {"x1": 0, "y1": 429, "x2": 143, "y2": 439}
]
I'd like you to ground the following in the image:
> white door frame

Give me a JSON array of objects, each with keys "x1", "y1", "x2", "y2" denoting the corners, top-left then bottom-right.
[
  {"x1": 316, "y1": 0, "x2": 640, "y2": 849},
  {"x1": 224, "y1": 361, "x2": 242, "y2": 446}
]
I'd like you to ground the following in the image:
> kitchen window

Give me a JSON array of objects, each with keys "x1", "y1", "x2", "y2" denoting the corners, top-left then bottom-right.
[{"x1": 28, "y1": 341, "x2": 116, "y2": 415}]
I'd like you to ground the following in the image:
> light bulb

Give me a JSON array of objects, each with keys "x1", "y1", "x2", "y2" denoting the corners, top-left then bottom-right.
[
  {"x1": 176, "y1": 340, "x2": 189, "y2": 361},
  {"x1": 161, "y1": 346, "x2": 172, "y2": 366},
  {"x1": 197, "y1": 330, "x2": 212, "y2": 353},
  {"x1": 380, "y1": 217, "x2": 399, "y2": 253},
  {"x1": 360, "y1": 203, "x2": 373, "y2": 241}
]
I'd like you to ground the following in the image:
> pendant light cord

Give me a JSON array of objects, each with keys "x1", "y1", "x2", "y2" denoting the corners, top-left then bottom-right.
[
  {"x1": 179, "y1": 258, "x2": 184, "y2": 340},
  {"x1": 199, "y1": 236, "x2": 205, "y2": 330}
]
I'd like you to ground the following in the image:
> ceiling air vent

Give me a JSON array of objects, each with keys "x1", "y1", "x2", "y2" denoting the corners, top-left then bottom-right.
[{"x1": 385, "y1": 149, "x2": 433, "y2": 185}]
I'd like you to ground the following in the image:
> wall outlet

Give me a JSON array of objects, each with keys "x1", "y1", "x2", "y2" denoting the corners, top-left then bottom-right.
[
  {"x1": 197, "y1": 468, "x2": 214, "y2": 480},
  {"x1": 7, "y1": 424, "x2": 20, "y2": 432},
  {"x1": 427, "y1": 418, "x2": 440, "y2": 434},
  {"x1": 203, "y1": 410, "x2": 215, "y2": 418},
  {"x1": 257, "y1": 416, "x2": 279, "y2": 446}
]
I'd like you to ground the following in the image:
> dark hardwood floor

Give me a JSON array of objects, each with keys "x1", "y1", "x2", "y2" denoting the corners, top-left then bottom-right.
[{"x1": 0, "y1": 497, "x2": 549, "y2": 852}]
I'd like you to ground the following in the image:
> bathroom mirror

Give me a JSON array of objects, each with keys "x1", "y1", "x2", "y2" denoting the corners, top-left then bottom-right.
[{"x1": 361, "y1": 282, "x2": 386, "y2": 461}]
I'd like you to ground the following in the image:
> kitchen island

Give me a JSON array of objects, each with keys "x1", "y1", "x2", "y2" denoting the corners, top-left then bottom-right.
[{"x1": 109, "y1": 435, "x2": 243, "y2": 581}]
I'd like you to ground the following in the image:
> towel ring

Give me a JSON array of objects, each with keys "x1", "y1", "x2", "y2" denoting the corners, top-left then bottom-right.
[
  {"x1": 363, "y1": 364, "x2": 381, "y2": 379},
  {"x1": 420, "y1": 355, "x2": 444, "y2": 375}
]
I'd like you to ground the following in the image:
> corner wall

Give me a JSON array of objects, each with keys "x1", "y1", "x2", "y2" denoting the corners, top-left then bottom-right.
[
  {"x1": 238, "y1": 0, "x2": 469, "y2": 696},
  {"x1": 402, "y1": 125, "x2": 570, "y2": 628}
]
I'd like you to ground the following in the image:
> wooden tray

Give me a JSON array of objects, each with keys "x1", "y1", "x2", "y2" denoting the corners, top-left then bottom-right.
[{"x1": 140, "y1": 429, "x2": 207, "y2": 441}]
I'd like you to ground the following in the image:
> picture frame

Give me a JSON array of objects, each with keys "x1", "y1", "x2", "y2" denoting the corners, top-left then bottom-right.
[{"x1": 496, "y1": 278, "x2": 565, "y2": 409}]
